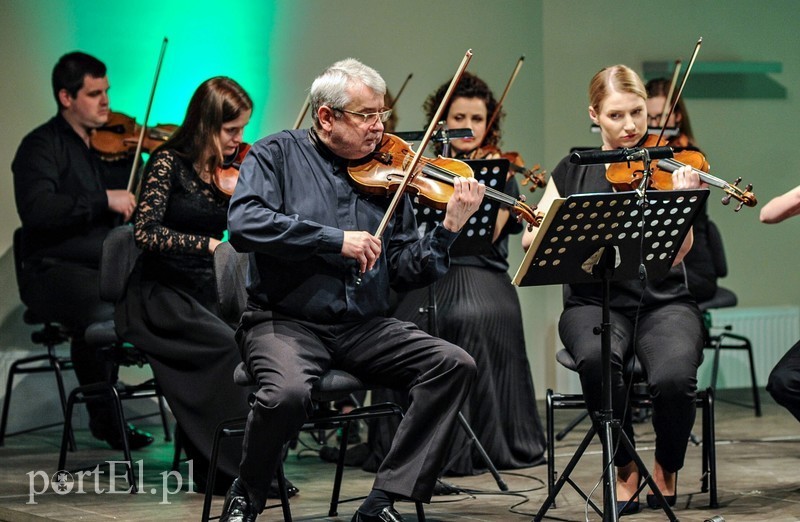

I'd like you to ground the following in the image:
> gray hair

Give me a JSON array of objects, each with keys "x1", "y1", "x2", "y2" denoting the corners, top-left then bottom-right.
[{"x1": 309, "y1": 58, "x2": 386, "y2": 128}]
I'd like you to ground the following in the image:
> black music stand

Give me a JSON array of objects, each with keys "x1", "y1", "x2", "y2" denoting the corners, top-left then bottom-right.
[
  {"x1": 513, "y1": 188, "x2": 708, "y2": 522},
  {"x1": 413, "y1": 158, "x2": 509, "y2": 257},
  {"x1": 409, "y1": 158, "x2": 511, "y2": 492}
]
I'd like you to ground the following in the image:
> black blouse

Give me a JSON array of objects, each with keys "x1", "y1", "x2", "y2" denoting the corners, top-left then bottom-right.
[{"x1": 134, "y1": 148, "x2": 228, "y2": 289}]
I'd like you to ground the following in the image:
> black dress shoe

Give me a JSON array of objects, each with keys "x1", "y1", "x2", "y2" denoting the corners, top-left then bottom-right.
[
  {"x1": 93, "y1": 423, "x2": 154, "y2": 450},
  {"x1": 266, "y1": 477, "x2": 299, "y2": 498},
  {"x1": 351, "y1": 506, "x2": 404, "y2": 522},
  {"x1": 221, "y1": 478, "x2": 257, "y2": 522}
]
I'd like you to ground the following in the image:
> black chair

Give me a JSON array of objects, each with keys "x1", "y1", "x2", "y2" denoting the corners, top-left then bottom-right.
[
  {"x1": 696, "y1": 220, "x2": 761, "y2": 416},
  {"x1": 545, "y1": 349, "x2": 718, "y2": 511},
  {"x1": 1, "y1": 228, "x2": 75, "y2": 448},
  {"x1": 201, "y1": 242, "x2": 425, "y2": 522},
  {"x1": 57, "y1": 225, "x2": 171, "y2": 492}
]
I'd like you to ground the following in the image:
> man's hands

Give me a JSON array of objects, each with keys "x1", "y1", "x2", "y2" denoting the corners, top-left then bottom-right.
[
  {"x1": 107, "y1": 189, "x2": 136, "y2": 222},
  {"x1": 342, "y1": 231, "x2": 382, "y2": 274},
  {"x1": 442, "y1": 176, "x2": 486, "y2": 232},
  {"x1": 340, "y1": 177, "x2": 485, "y2": 273}
]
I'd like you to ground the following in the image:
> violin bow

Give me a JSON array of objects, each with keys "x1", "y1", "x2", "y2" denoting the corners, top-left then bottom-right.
[
  {"x1": 658, "y1": 59, "x2": 682, "y2": 130},
  {"x1": 374, "y1": 49, "x2": 473, "y2": 239},
  {"x1": 656, "y1": 37, "x2": 702, "y2": 145},
  {"x1": 293, "y1": 95, "x2": 311, "y2": 130},
  {"x1": 390, "y1": 73, "x2": 413, "y2": 109},
  {"x1": 127, "y1": 37, "x2": 169, "y2": 194},
  {"x1": 478, "y1": 55, "x2": 525, "y2": 151}
]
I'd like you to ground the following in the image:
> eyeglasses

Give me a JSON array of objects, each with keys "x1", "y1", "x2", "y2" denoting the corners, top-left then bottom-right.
[{"x1": 333, "y1": 107, "x2": 393, "y2": 125}]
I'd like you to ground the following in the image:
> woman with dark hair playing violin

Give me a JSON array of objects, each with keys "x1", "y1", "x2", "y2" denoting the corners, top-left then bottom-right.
[
  {"x1": 366, "y1": 71, "x2": 547, "y2": 477},
  {"x1": 647, "y1": 77, "x2": 718, "y2": 303},
  {"x1": 114, "y1": 77, "x2": 287, "y2": 496},
  {"x1": 523, "y1": 65, "x2": 703, "y2": 516}
]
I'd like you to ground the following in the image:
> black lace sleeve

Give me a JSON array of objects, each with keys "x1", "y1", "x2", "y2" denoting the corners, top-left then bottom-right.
[{"x1": 134, "y1": 149, "x2": 211, "y2": 254}]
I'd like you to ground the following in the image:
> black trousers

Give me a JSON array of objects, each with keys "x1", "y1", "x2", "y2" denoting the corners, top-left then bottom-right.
[
  {"x1": 767, "y1": 339, "x2": 800, "y2": 423},
  {"x1": 20, "y1": 261, "x2": 114, "y2": 428},
  {"x1": 559, "y1": 301, "x2": 703, "y2": 472},
  {"x1": 235, "y1": 310, "x2": 476, "y2": 510}
]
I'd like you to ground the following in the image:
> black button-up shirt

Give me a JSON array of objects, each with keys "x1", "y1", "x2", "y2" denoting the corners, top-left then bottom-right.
[
  {"x1": 12, "y1": 114, "x2": 119, "y2": 266},
  {"x1": 228, "y1": 129, "x2": 459, "y2": 323}
]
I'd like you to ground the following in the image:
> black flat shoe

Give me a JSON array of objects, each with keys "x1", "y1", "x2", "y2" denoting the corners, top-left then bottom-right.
[
  {"x1": 93, "y1": 423, "x2": 154, "y2": 450},
  {"x1": 616, "y1": 499, "x2": 640, "y2": 517},
  {"x1": 266, "y1": 477, "x2": 299, "y2": 498},
  {"x1": 646, "y1": 492, "x2": 677, "y2": 508},
  {"x1": 351, "y1": 505, "x2": 404, "y2": 522}
]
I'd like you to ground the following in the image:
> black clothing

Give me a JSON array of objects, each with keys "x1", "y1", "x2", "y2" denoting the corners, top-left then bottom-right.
[
  {"x1": 227, "y1": 128, "x2": 476, "y2": 507},
  {"x1": 13, "y1": 114, "x2": 119, "y2": 266},
  {"x1": 767, "y1": 339, "x2": 800, "y2": 423},
  {"x1": 12, "y1": 113, "x2": 122, "y2": 426},
  {"x1": 550, "y1": 157, "x2": 704, "y2": 472},
  {"x1": 114, "y1": 149, "x2": 252, "y2": 490},
  {"x1": 368, "y1": 173, "x2": 546, "y2": 475}
]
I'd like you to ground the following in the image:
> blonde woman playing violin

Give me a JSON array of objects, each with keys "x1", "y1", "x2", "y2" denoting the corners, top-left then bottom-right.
[{"x1": 523, "y1": 65, "x2": 701, "y2": 516}]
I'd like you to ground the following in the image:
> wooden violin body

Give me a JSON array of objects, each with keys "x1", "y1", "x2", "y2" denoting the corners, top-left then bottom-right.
[
  {"x1": 348, "y1": 133, "x2": 541, "y2": 226},
  {"x1": 605, "y1": 135, "x2": 757, "y2": 210},
  {"x1": 91, "y1": 111, "x2": 177, "y2": 161},
  {"x1": 213, "y1": 143, "x2": 251, "y2": 198}
]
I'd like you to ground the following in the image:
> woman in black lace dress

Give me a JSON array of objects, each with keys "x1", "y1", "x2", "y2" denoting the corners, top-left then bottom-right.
[{"x1": 114, "y1": 77, "x2": 256, "y2": 494}]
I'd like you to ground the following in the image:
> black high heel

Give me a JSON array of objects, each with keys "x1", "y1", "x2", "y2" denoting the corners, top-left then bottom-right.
[
  {"x1": 647, "y1": 471, "x2": 677, "y2": 509},
  {"x1": 616, "y1": 498, "x2": 641, "y2": 516},
  {"x1": 646, "y1": 492, "x2": 676, "y2": 509}
]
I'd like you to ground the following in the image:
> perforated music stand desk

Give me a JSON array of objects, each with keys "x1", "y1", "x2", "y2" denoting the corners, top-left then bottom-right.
[
  {"x1": 513, "y1": 188, "x2": 708, "y2": 522},
  {"x1": 414, "y1": 158, "x2": 509, "y2": 257}
]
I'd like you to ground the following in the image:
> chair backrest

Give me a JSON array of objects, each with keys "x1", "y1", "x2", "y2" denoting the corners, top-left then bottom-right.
[
  {"x1": 706, "y1": 220, "x2": 728, "y2": 279},
  {"x1": 12, "y1": 228, "x2": 25, "y2": 297},
  {"x1": 212, "y1": 241, "x2": 249, "y2": 327},
  {"x1": 99, "y1": 225, "x2": 142, "y2": 303}
]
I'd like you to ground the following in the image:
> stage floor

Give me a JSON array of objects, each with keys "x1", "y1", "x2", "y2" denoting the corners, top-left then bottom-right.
[{"x1": 1, "y1": 389, "x2": 798, "y2": 521}]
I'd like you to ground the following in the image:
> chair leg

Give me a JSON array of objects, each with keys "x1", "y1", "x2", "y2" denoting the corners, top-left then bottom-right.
[
  {"x1": 545, "y1": 390, "x2": 555, "y2": 500},
  {"x1": 57, "y1": 382, "x2": 138, "y2": 493},
  {"x1": 329, "y1": 421, "x2": 351, "y2": 517},
  {"x1": 171, "y1": 426, "x2": 183, "y2": 472},
  {"x1": 710, "y1": 336, "x2": 723, "y2": 391},
  {"x1": 157, "y1": 394, "x2": 173, "y2": 441},
  {"x1": 706, "y1": 388, "x2": 718, "y2": 509},
  {"x1": 743, "y1": 338, "x2": 762, "y2": 417},
  {"x1": 276, "y1": 462, "x2": 293, "y2": 522}
]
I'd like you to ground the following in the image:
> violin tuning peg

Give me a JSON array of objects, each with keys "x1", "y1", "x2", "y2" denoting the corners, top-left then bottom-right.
[
  {"x1": 519, "y1": 194, "x2": 527, "y2": 202},
  {"x1": 721, "y1": 194, "x2": 732, "y2": 206},
  {"x1": 733, "y1": 176, "x2": 743, "y2": 187},
  {"x1": 735, "y1": 201, "x2": 744, "y2": 212}
]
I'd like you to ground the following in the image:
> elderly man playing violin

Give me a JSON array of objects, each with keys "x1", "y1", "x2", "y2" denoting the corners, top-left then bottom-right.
[
  {"x1": 224, "y1": 58, "x2": 484, "y2": 522},
  {"x1": 11, "y1": 51, "x2": 151, "y2": 451}
]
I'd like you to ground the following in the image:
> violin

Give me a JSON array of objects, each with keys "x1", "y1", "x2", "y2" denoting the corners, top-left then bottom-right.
[
  {"x1": 91, "y1": 111, "x2": 177, "y2": 161},
  {"x1": 474, "y1": 145, "x2": 547, "y2": 193},
  {"x1": 212, "y1": 143, "x2": 251, "y2": 197},
  {"x1": 348, "y1": 133, "x2": 541, "y2": 227},
  {"x1": 605, "y1": 135, "x2": 757, "y2": 210}
]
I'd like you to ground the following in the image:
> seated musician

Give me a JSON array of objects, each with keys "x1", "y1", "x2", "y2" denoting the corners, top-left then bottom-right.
[
  {"x1": 11, "y1": 51, "x2": 151, "y2": 450},
  {"x1": 522, "y1": 64, "x2": 702, "y2": 515},
  {"x1": 222, "y1": 58, "x2": 484, "y2": 522}
]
